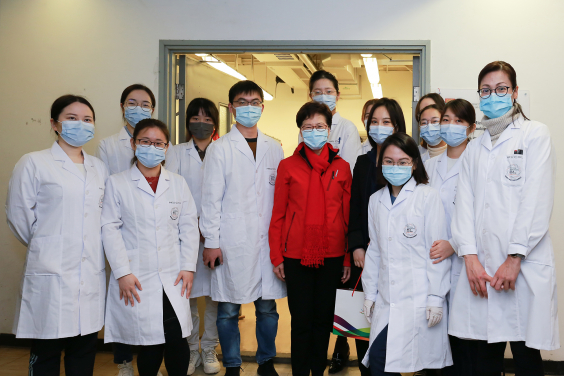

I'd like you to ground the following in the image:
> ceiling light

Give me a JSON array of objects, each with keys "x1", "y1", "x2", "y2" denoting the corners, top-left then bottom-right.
[
  {"x1": 370, "y1": 83, "x2": 383, "y2": 99},
  {"x1": 195, "y1": 53, "x2": 208, "y2": 57},
  {"x1": 261, "y1": 88, "x2": 274, "y2": 101},
  {"x1": 363, "y1": 57, "x2": 380, "y2": 85},
  {"x1": 361, "y1": 54, "x2": 373, "y2": 58}
]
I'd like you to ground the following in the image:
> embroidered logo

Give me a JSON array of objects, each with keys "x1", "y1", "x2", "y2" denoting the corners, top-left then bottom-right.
[
  {"x1": 269, "y1": 173, "x2": 276, "y2": 186},
  {"x1": 403, "y1": 223, "x2": 417, "y2": 238},
  {"x1": 170, "y1": 207, "x2": 179, "y2": 220},
  {"x1": 505, "y1": 164, "x2": 522, "y2": 181},
  {"x1": 99, "y1": 194, "x2": 104, "y2": 209}
]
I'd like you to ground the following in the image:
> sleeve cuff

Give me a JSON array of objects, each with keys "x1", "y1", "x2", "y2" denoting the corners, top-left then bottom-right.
[
  {"x1": 365, "y1": 293, "x2": 377, "y2": 302},
  {"x1": 448, "y1": 238, "x2": 457, "y2": 255},
  {"x1": 457, "y1": 244, "x2": 478, "y2": 257},
  {"x1": 181, "y1": 262, "x2": 197, "y2": 273},
  {"x1": 113, "y1": 266, "x2": 132, "y2": 280},
  {"x1": 271, "y1": 255, "x2": 284, "y2": 267},
  {"x1": 343, "y1": 255, "x2": 351, "y2": 267},
  {"x1": 508, "y1": 243, "x2": 528, "y2": 258},
  {"x1": 204, "y1": 239, "x2": 219, "y2": 249},
  {"x1": 427, "y1": 295, "x2": 444, "y2": 307}
]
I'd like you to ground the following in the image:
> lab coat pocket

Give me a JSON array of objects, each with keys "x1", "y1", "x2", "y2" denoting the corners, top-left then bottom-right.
[
  {"x1": 220, "y1": 213, "x2": 247, "y2": 247},
  {"x1": 502, "y1": 154, "x2": 525, "y2": 187},
  {"x1": 20, "y1": 274, "x2": 61, "y2": 334},
  {"x1": 26, "y1": 235, "x2": 63, "y2": 275}
]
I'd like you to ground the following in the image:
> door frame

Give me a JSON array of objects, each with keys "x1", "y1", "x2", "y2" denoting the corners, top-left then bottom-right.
[{"x1": 158, "y1": 40, "x2": 431, "y2": 143}]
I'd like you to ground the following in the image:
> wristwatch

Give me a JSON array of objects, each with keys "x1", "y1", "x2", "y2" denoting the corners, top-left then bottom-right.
[{"x1": 509, "y1": 253, "x2": 525, "y2": 260}]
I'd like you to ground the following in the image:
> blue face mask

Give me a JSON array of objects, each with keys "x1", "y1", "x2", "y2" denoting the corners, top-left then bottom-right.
[
  {"x1": 235, "y1": 106, "x2": 262, "y2": 128},
  {"x1": 369, "y1": 125, "x2": 394, "y2": 144},
  {"x1": 382, "y1": 165, "x2": 412, "y2": 186},
  {"x1": 58, "y1": 120, "x2": 95, "y2": 147},
  {"x1": 302, "y1": 129, "x2": 328, "y2": 151},
  {"x1": 124, "y1": 107, "x2": 151, "y2": 127},
  {"x1": 135, "y1": 145, "x2": 166, "y2": 168},
  {"x1": 440, "y1": 124, "x2": 469, "y2": 147},
  {"x1": 420, "y1": 123, "x2": 442, "y2": 146},
  {"x1": 479, "y1": 95, "x2": 513, "y2": 119},
  {"x1": 312, "y1": 94, "x2": 337, "y2": 111}
]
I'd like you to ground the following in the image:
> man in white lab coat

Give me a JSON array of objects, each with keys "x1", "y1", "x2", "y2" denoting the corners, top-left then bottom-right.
[{"x1": 200, "y1": 81, "x2": 286, "y2": 376}]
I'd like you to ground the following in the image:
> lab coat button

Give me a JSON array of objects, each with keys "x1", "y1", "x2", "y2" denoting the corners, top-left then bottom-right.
[
  {"x1": 388, "y1": 237, "x2": 392, "y2": 241},
  {"x1": 259, "y1": 213, "x2": 262, "y2": 217},
  {"x1": 391, "y1": 303, "x2": 395, "y2": 307},
  {"x1": 485, "y1": 203, "x2": 490, "y2": 209},
  {"x1": 482, "y1": 229, "x2": 487, "y2": 234},
  {"x1": 391, "y1": 281, "x2": 395, "y2": 285},
  {"x1": 81, "y1": 281, "x2": 84, "y2": 285},
  {"x1": 261, "y1": 235, "x2": 264, "y2": 239},
  {"x1": 155, "y1": 205, "x2": 159, "y2": 209},
  {"x1": 85, "y1": 190, "x2": 89, "y2": 195},
  {"x1": 82, "y1": 257, "x2": 86, "y2": 262},
  {"x1": 156, "y1": 226, "x2": 160, "y2": 231},
  {"x1": 158, "y1": 246, "x2": 161, "y2": 251},
  {"x1": 83, "y1": 235, "x2": 87, "y2": 240},
  {"x1": 159, "y1": 268, "x2": 162, "y2": 272},
  {"x1": 390, "y1": 258, "x2": 394, "y2": 263},
  {"x1": 84, "y1": 213, "x2": 88, "y2": 218}
]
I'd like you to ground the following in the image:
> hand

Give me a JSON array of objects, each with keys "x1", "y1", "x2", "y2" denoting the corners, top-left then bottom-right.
[
  {"x1": 174, "y1": 270, "x2": 194, "y2": 298},
  {"x1": 341, "y1": 266, "x2": 351, "y2": 283},
  {"x1": 118, "y1": 273, "x2": 142, "y2": 307},
  {"x1": 491, "y1": 256, "x2": 521, "y2": 291},
  {"x1": 363, "y1": 299, "x2": 375, "y2": 323},
  {"x1": 426, "y1": 306, "x2": 443, "y2": 328},
  {"x1": 352, "y1": 248, "x2": 366, "y2": 269},
  {"x1": 273, "y1": 262, "x2": 285, "y2": 282},
  {"x1": 464, "y1": 254, "x2": 492, "y2": 298},
  {"x1": 203, "y1": 247, "x2": 223, "y2": 269},
  {"x1": 430, "y1": 240, "x2": 455, "y2": 264}
]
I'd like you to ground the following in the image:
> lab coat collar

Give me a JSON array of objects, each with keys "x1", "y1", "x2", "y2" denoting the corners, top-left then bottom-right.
[
  {"x1": 119, "y1": 126, "x2": 133, "y2": 150},
  {"x1": 255, "y1": 130, "x2": 271, "y2": 167},
  {"x1": 332, "y1": 112, "x2": 342, "y2": 129},
  {"x1": 185, "y1": 139, "x2": 203, "y2": 165},
  {"x1": 381, "y1": 177, "x2": 416, "y2": 210},
  {"x1": 50, "y1": 141, "x2": 89, "y2": 182},
  {"x1": 130, "y1": 163, "x2": 170, "y2": 198},
  {"x1": 435, "y1": 151, "x2": 461, "y2": 182},
  {"x1": 481, "y1": 115, "x2": 523, "y2": 151},
  {"x1": 229, "y1": 124, "x2": 264, "y2": 165}
]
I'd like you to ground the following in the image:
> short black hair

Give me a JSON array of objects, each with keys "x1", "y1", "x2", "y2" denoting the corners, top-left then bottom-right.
[
  {"x1": 120, "y1": 84, "x2": 156, "y2": 107},
  {"x1": 378, "y1": 132, "x2": 428, "y2": 186},
  {"x1": 441, "y1": 99, "x2": 476, "y2": 125},
  {"x1": 419, "y1": 104, "x2": 443, "y2": 124},
  {"x1": 131, "y1": 118, "x2": 170, "y2": 167},
  {"x1": 228, "y1": 80, "x2": 264, "y2": 104},
  {"x1": 366, "y1": 98, "x2": 406, "y2": 150},
  {"x1": 415, "y1": 93, "x2": 445, "y2": 122},
  {"x1": 50, "y1": 94, "x2": 95, "y2": 122},
  {"x1": 309, "y1": 70, "x2": 339, "y2": 93},
  {"x1": 296, "y1": 102, "x2": 333, "y2": 129},
  {"x1": 186, "y1": 98, "x2": 219, "y2": 141}
]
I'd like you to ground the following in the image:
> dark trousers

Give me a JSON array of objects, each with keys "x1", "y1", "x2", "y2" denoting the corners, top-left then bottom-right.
[
  {"x1": 137, "y1": 292, "x2": 190, "y2": 376},
  {"x1": 368, "y1": 325, "x2": 400, "y2": 376},
  {"x1": 28, "y1": 332, "x2": 98, "y2": 376},
  {"x1": 284, "y1": 256, "x2": 344, "y2": 376},
  {"x1": 113, "y1": 342, "x2": 133, "y2": 364}
]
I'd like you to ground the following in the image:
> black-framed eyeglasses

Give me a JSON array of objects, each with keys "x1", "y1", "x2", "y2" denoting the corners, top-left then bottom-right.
[
  {"x1": 301, "y1": 124, "x2": 328, "y2": 132},
  {"x1": 477, "y1": 86, "x2": 512, "y2": 99},
  {"x1": 136, "y1": 139, "x2": 167, "y2": 150},
  {"x1": 125, "y1": 100, "x2": 154, "y2": 112},
  {"x1": 233, "y1": 99, "x2": 263, "y2": 107}
]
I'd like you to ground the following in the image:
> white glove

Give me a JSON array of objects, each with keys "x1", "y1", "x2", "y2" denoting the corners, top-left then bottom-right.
[
  {"x1": 363, "y1": 299, "x2": 375, "y2": 323},
  {"x1": 426, "y1": 306, "x2": 443, "y2": 328}
]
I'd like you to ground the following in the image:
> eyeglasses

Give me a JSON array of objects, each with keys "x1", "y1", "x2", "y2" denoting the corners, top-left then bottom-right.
[
  {"x1": 301, "y1": 124, "x2": 328, "y2": 132},
  {"x1": 233, "y1": 99, "x2": 263, "y2": 107},
  {"x1": 382, "y1": 159, "x2": 413, "y2": 167},
  {"x1": 311, "y1": 89, "x2": 337, "y2": 96},
  {"x1": 420, "y1": 121, "x2": 440, "y2": 127},
  {"x1": 125, "y1": 100, "x2": 153, "y2": 112},
  {"x1": 136, "y1": 139, "x2": 167, "y2": 150},
  {"x1": 477, "y1": 86, "x2": 512, "y2": 99}
]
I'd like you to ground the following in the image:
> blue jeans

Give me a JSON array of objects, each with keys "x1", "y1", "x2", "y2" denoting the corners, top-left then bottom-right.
[
  {"x1": 369, "y1": 325, "x2": 401, "y2": 376},
  {"x1": 217, "y1": 298, "x2": 278, "y2": 367}
]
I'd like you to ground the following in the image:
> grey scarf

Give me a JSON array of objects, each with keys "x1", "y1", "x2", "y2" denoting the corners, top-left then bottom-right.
[{"x1": 481, "y1": 106, "x2": 521, "y2": 146}]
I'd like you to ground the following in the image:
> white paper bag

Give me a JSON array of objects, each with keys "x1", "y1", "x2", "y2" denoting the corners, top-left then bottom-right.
[{"x1": 333, "y1": 288, "x2": 370, "y2": 341}]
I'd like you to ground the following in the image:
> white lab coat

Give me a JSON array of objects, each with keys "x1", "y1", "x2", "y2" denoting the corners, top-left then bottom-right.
[
  {"x1": 6, "y1": 142, "x2": 108, "y2": 339},
  {"x1": 97, "y1": 127, "x2": 134, "y2": 175},
  {"x1": 450, "y1": 116, "x2": 559, "y2": 350},
  {"x1": 166, "y1": 139, "x2": 211, "y2": 298},
  {"x1": 101, "y1": 164, "x2": 200, "y2": 345},
  {"x1": 419, "y1": 145, "x2": 430, "y2": 163},
  {"x1": 200, "y1": 125, "x2": 286, "y2": 304},
  {"x1": 362, "y1": 178, "x2": 452, "y2": 372},
  {"x1": 360, "y1": 139, "x2": 372, "y2": 155},
  {"x1": 425, "y1": 152, "x2": 465, "y2": 310}
]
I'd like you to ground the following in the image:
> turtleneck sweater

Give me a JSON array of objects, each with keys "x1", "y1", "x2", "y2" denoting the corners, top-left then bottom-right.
[
  {"x1": 428, "y1": 144, "x2": 447, "y2": 158},
  {"x1": 482, "y1": 107, "x2": 521, "y2": 146}
]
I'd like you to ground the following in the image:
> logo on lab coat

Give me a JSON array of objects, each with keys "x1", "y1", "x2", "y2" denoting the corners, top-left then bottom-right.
[
  {"x1": 505, "y1": 164, "x2": 522, "y2": 181},
  {"x1": 403, "y1": 223, "x2": 417, "y2": 238},
  {"x1": 99, "y1": 194, "x2": 104, "y2": 208},
  {"x1": 269, "y1": 173, "x2": 276, "y2": 186},
  {"x1": 170, "y1": 207, "x2": 179, "y2": 220}
]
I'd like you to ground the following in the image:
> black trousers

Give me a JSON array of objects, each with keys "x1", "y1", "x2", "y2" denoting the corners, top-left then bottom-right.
[
  {"x1": 452, "y1": 339, "x2": 544, "y2": 376},
  {"x1": 137, "y1": 292, "x2": 190, "y2": 376},
  {"x1": 285, "y1": 256, "x2": 344, "y2": 376},
  {"x1": 29, "y1": 332, "x2": 98, "y2": 376}
]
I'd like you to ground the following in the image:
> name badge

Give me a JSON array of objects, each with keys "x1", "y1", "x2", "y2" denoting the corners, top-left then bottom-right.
[{"x1": 403, "y1": 223, "x2": 417, "y2": 238}]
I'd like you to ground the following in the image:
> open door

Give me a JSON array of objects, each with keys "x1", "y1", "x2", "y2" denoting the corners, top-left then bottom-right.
[{"x1": 411, "y1": 55, "x2": 421, "y2": 143}]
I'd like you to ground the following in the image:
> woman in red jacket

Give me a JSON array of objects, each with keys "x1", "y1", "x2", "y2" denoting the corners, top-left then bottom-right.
[{"x1": 269, "y1": 101, "x2": 352, "y2": 376}]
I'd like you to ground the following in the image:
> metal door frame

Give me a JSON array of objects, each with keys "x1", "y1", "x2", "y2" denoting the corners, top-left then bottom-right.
[{"x1": 159, "y1": 40, "x2": 431, "y2": 143}]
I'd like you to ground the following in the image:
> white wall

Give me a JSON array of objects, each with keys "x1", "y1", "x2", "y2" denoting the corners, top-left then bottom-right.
[{"x1": 1, "y1": 0, "x2": 563, "y2": 360}]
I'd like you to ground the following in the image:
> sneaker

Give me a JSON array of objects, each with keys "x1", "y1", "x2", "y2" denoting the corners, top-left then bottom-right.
[
  {"x1": 202, "y1": 347, "x2": 221, "y2": 374},
  {"x1": 117, "y1": 361, "x2": 134, "y2": 376},
  {"x1": 188, "y1": 350, "x2": 202, "y2": 375},
  {"x1": 257, "y1": 359, "x2": 278, "y2": 376},
  {"x1": 224, "y1": 367, "x2": 241, "y2": 376}
]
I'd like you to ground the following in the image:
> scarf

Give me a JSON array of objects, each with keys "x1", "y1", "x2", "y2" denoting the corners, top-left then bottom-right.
[
  {"x1": 428, "y1": 144, "x2": 447, "y2": 158},
  {"x1": 301, "y1": 145, "x2": 330, "y2": 267},
  {"x1": 482, "y1": 106, "x2": 521, "y2": 146}
]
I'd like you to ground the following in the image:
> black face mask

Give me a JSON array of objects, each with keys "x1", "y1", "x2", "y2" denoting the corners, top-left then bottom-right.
[{"x1": 189, "y1": 122, "x2": 214, "y2": 140}]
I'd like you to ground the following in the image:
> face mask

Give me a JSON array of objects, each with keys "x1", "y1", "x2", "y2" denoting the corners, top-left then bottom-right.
[
  {"x1": 479, "y1": 95, "x2": 513, "y2": 119},
  {"x1": 124, "y1": 106, "x2": 151, "y2": 127},
  {"x1": 369, "y1": 125, "x2": 394, "y2": 144},
  {"x1": 419, "y1": 123, "x2": 442, "y2": 146},
  {"x1": 135, "y1": 145, "x2": 166, "y2": 168},
  {"x1": 189, "y1": 122, "x2": 215, "y2": 140},
  {"x1": 302, "y1": 129, "x2": 328, "y2": 151},
  {"x1": 235, "y1": 106, "x2": 262, "y2": 128},
  {"x1": 440, "y1": 124, "x2": 469, "y2": 147},
  {"x1": 312, "y1": 94, "x2": 337, "y2": 111},
  {"x1": 382, "y1": 165, "x2": 412, "y2": 186},
  {"x1": 58, "y1": 120, "x2": 95, "y2": 147}
]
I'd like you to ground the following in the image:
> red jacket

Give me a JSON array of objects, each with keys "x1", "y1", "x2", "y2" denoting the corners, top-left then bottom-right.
[{"x1": 269, "y1": 143, "x2": 352, "y2": 267}]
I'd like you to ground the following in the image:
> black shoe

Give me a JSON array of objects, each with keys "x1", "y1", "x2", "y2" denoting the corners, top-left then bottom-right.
[
  {"x1": 328, "y1": 349, "x2": 350, "y2": 374},
  {"x1": 257, "y1": 359, "x2": 278, "y2": 376},
  {"x1": 225, "y1": 367, "x2": 241, "y2": 376},
  {"x1": 413, "y1": 371, "x2": 427, "y2": 376}
]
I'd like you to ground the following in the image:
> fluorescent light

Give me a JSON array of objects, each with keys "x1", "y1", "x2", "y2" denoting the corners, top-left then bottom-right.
[
  {"x1": 363, "y1": 57, "x2": 380, "y2": 85},
  {"x1": 371, "y1": 83, "x2": 383, "y2": 99},
  {"x1": 262, "y1": 89, "x2": 274, "y2": 101},
  {"x1": 195, "y1": 53, "x2": 208, "y2": 57},
  {"x1": 361, "y1": 54, "x2": 373, "y2": 58}
]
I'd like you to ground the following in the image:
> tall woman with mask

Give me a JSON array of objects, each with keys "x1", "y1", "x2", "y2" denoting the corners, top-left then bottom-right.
[
  {"x1": 450, "y1": 61, "x2": 558, "y2": 375},
  {"x1": 6, "y1": 95, "x2": 108, "y2": 376}
]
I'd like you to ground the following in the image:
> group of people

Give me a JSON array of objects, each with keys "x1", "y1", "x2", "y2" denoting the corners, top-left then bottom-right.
[{"x1": 5, "y1": 60, "x2": 558, "y2": 376}]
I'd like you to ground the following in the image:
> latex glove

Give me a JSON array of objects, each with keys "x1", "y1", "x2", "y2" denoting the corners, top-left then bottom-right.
[
  {"x1": 426, "y1": 306, "x2": 443, "y2": 328},
  {"x1": 363, "y1": 299, "x2": 375, "y2": 323}
]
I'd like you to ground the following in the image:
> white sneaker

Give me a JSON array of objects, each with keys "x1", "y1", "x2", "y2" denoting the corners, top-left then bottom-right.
[
  {"x1": 202, "y1": 347, "x2": 221, "y2": 374},
  {"x1": 188, "y1": 350, "x2": 202, "y2": 375},
  {"x1": 117, "y1": 361, "x2": 134, "y2": 376}
]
